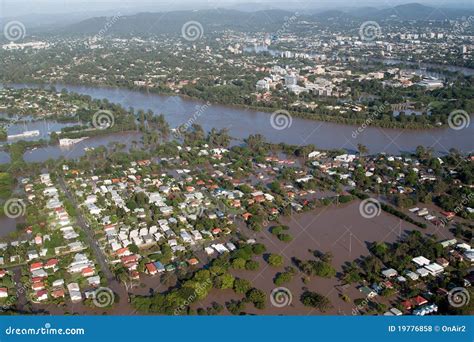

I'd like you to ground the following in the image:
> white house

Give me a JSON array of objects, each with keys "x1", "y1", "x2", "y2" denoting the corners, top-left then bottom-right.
[
  {"x1": 412, "y1": 256, "x2": 430, "y2": 267},
  {"x1": 424, "y1": 263, "x2": 444, "y2": 276},
  {"x1": 381, "y1": 268, "x2": 398, "y2": 278}
]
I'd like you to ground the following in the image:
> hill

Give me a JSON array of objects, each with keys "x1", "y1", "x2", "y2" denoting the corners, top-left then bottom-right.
[
  {"x1": 65, "y1": 9, "x2": 293, "y2": 36},
  {"x1": 64, "y1": 4, "x2": 474, "y2": 37}
]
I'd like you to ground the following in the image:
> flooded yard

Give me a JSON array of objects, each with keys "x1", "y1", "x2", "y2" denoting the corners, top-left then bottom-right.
[
  {"x1": 194, "y1": 200, "x2": 455, "y2": 315},
  {"x1": 11, "y1": 200, "x2": 457, "y2": 316}
]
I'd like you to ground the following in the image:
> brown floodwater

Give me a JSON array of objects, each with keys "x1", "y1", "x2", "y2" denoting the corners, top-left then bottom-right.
[
  {"x1": 17, "y1": 200, "x2": 455, "y2": 316},
  {"x1": 194, "y1": 200, "x2": 455, "y2": 315},
  {"x1": 8, "y1": 84, "x2": 474, "y2": 159},
  {"x1": 0, "y1": 216, "x2": 18, "y2": 237}
]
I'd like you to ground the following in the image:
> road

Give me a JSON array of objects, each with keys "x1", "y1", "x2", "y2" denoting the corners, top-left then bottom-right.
[
  {"x1": 58, "y1": 177, "x2": 138, "y2": 312},
  {"x1": 58, "y1": 177, "x2": 114, "y2": 281}
]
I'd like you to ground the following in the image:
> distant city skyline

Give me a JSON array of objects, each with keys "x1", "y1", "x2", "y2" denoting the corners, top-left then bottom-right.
[{"x1": 1, "y1": 0, "x2": 473, "y2": 18}]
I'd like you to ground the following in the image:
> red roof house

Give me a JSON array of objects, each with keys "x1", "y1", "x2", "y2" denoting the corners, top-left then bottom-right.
[
  {"x1": 36, "y1": 290, "x2": 48, "y2": 301},
  {"x1": 81, "y1": 267, "x2": 95, "y2": 277},
  {"x1": 44, "y1": 258, "x2": 59, "y2": 269},
  {"x1": 145, "y1": 263, "x2": 157, "y2": 275},
  {"x1": 413, "y1": 295, "x2": 428, "y2": 306},
  {"x1": 30, "y1": 262, "x2": 43, "y2": 272},
  {"x1": 52, "y1": 289, "x2": 65, "y2": 299}
]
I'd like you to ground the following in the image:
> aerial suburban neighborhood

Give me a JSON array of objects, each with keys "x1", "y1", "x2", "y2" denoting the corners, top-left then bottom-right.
[
  {"x1": 0, "y1": 0, "x2": 472, "y2": 329},
  {"x1": 0, "y1": 131, "x2": 471, "y2": 316}
]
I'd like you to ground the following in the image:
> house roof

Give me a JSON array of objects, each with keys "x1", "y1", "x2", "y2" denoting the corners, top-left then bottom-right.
[
  {"x1": 412, "y1": 256, "x2": 430, "y2": 266},
  {"x1": 424, "y1": 263, "x2": 444, "y2": 274},
  {"x1": 416, "y1": 268, "x2": 430, "y2": 276},
  {"x1": 401, "y1": 300, "x2": 412, "y2": 310},
  {"x1": 121, "y1": 255, "x2": 138, "y2": 266},
  {"x1": 32, "y1": 282, "x2": 44, "y2": 289},
  {"x1": 187, "y1": 258, "x2": 199, "y2": 265},
  {"x1": 116, "y1": 247, "x2": 129, "y2": 256},
  {"x1": 412, "y1": 295, "x2": 428, "y2": 306},
  {"x1": 146, "y1": 263, "x2": 157, "y2": 273},
  {"x1": 30, "y1": 262, "x2": 43, "y2": 271},
  {"x1": 52, "y1": 289, "x2": 65, "y2": 298},
  {"x1": 382, "y1": 268, "x2": 398, "y2": 277},
  {"x1": 32, "y1": 276, "x2": 46, "y2": 283},
  {"x1": 436, "y1": 257, "x2": 449, "y2": 266},
  {"x1": 81, "y1": 267, "x2": 94, "y2": 275},
  {"x1": 45, "y1": 258, "x2": 58, "y2": 267},
  {"x1": 242, "y1": 213, "x2": 252, "y2": 220},
  {"x1": 36, "y1": 289, "x2": 48, "y2": 297}
]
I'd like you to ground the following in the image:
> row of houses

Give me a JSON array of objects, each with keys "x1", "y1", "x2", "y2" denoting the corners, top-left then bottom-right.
[
  {"x1": 64, "y1": 148, "x2": 240, "y2": 281},
  {"x1": 19, "y1": 174, "x2": 101, "y2": 304},
  {"x1": 360, "y1": 238, "x2": 472, "y2": 316}
]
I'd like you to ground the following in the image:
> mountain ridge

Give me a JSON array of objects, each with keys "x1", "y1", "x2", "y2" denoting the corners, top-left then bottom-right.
[{"x1": 61, "y1": 3, "x2": 474, "y2": 36}]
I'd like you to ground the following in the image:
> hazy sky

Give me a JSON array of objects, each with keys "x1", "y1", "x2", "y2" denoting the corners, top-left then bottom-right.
[{"x1": 1, "y1": 0, "x2": 472, "y2": 18}]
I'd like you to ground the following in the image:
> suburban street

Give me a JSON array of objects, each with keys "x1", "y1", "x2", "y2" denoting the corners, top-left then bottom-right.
[{"x1": 58, "y1": 177, "x2": 114, "y2": 281}]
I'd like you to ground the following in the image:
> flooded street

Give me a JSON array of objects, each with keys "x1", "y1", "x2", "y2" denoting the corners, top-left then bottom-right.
[
  {"x1": 0, "y1": 215, "x2": 19, "y2": 236},
  {"x1": 195, "y1": 200, "x2": 455, "y2": 315},
  {"x1": 0, "y1": 84, "x2": 468, "y2": 316}
]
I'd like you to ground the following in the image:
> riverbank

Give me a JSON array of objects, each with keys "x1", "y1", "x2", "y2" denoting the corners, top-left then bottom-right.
[
  {"x1": 3, "y1": 81, "x2": 444, "y2": 130},
  {"x1": 3, "y1": 84, "x2": 473, "y2": 156}
]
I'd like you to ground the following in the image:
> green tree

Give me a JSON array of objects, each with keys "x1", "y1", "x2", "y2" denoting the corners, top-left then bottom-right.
[
  {"x1": 214, "y1": 273, "x2": 235, "y2": 290},
  {"x1": 274, "y1": 272, "x2": 292, "y2": 286},
  {"x1": 267, "y1": 254, "x2": 284, "y2": 267},
  {"x1": 246, "y1": 288, "x2": 267, "y2": 309},
  {"x1": 233, "y1": 278, "x2": 252, "y2": 294},
  {"x1": 300, "y1": 291, "x2": 332, "y2": 312}
]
